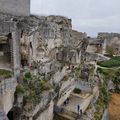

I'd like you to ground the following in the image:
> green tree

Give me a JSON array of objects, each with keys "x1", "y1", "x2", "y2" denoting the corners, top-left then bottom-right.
[{"x1": 106, "y1": 45, "x2": 115, "y2": 57}]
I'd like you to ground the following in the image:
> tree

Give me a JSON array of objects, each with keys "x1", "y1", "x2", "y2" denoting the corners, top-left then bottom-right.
[{"x1": 106, "y1": 45, "x2": 115, "y2": 57}]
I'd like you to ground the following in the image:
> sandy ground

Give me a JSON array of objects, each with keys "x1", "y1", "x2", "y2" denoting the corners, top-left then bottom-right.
[{"x1": 109, "y1": 93, "x2": 120, "y2": 120}]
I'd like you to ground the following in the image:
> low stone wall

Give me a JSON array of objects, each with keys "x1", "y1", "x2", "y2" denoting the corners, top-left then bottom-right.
[
  {"x1": 35, "y1": 101, "x2": 54, "y2": 120},
  {"x1": 0, "y1": 77, "x2": 17, "y2": 95},
  {"x1": 76, "y1": 80, "x2": 92, "y2": 92},
  {"x1": 0, "y1": 20, "x2": 15, "y2": 35},
  {"x1": 85, "y1": 52, "x2": 110, "y2": 62},
  {"x1": 0, "y1": 77, "x2": 17, "y2": 114}
]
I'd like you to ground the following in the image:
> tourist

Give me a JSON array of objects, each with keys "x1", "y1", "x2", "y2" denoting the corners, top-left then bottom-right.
[
  {"x1": 80, "y1": 109, "x2": 82, "y2": 116},
  {"x1": 64, "y1": 100, "x2": 67, "y2": 106},
  {"x1": 66, "y1": 97, "x2": 70, "y2": 104},
  {"x1": 77, "y1": 105, "x2": 80, "y2": 114}
]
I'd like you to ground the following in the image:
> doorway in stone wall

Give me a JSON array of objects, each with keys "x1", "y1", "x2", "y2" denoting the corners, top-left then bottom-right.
[
  {"x1": 7, "y1": 110, "x2": 13, "y2": 120},
  {"x1": 7, "y1": 107, "x2": 22, "y2": 120},
  {"x1": 0, "y1": 34, "x2": 12, "y2": 69}
]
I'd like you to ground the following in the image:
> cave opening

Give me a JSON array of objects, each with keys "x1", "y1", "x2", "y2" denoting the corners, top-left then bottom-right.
[
  {"x1": 7, "y1": 107, "x2": 22, "y2": 120},
  {"x1": 0, "y1": 33, "x2": 12, "y2": 69},
  {"x1": 7, "y1": 111, "x2": 13, "y2": 120}
]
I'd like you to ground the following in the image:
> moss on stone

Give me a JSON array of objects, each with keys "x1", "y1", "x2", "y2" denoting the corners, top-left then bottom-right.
[{"x1": 62, "y1": 75, "x2": 69, "y2": 81}]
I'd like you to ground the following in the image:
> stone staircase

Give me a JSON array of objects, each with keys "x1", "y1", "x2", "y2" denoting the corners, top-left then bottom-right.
[{"x1": 54, "y1": 108, "x2": 81, "y2": 120}]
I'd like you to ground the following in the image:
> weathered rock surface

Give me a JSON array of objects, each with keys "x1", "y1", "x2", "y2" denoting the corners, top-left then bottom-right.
[
  {"x1": 0, "y1": 108, "x2": 8, "y2": 120},
  {"x1": 18, "y1": 15, "x2": 88, "y2": 120},
  {"x1": 0, "y1": 13, "x2": 89, "y2": 120}
]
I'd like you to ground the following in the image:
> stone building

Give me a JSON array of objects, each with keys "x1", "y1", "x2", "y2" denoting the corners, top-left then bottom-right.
[
  {"x1": 0, "y1": 0, "x2": 30, "y2": 16},
  {"x1": 98, "y1": 32, "x2": 120, "y2": 55},
  {"x1": 87, "y1": 33, "x2": 120, "y2": 55},
  {"x1": 0, "y1": 0, "x2": 30, "y2": 117},
  {"x1": 86, "y1": 37, "x2": 104, "y2": 54},
  {"x1": 0, "y1": 17, "x2": 21, "y2": 119}
]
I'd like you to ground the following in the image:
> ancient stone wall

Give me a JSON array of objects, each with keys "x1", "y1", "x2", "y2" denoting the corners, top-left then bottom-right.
[
  {"x1": 0, "y1": 20, "x2": 15, "y2": 35},
  {"x1": 0, "y1": 77, "x2": 17, "y2": 114},
  {"x1": 0, "y1": 0, "x2": 30, "y2": 16},
  {"x1": 85, "y1": 52, "x2": 110, "y2": 62},
  {"x1": 97, "y1": 32, "x2": 120, "y2": 55}
]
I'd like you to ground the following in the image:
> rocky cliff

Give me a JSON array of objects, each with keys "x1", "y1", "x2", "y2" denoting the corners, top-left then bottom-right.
[
  {"x1": 20, "y1": 15, "x2": 88, "y2": 120},
  {"x1": 19, "y1": 15, "x2": 88, "y2": 64},
  {"x1": 0, "y1": 13, "x2": 90, "y2": 120}
]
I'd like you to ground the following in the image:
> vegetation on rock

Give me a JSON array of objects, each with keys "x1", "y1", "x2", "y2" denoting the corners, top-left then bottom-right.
[
  {"x1": 16, "y1": 84, "x2": 25, "y2": 95},
  {"x1": 106, "y1": 45, "x2": 115, "y2": 57},
  {"x1": 73, "y1": 88, "x2": 81, "y2": 94},
  {"x1": 16, "y1": 72, "x2": 52, "y2": 105},
  {"x1": 0, "y1": 69, "x2": 12, "y2": 79},
  {"x1": 97, "y1": 67, "x2": 120, "y2": 93},
  {"x1": 94, "y1": 79, "x2": 108, "y2": 120}
]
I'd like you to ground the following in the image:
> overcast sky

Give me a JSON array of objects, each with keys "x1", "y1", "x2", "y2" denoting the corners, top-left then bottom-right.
[{"x1": 31, "y1": 0, "x2": 120, "y2": 36}]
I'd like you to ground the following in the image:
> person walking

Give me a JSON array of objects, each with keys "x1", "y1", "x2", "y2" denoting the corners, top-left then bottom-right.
[
  {"x1": 77, "y1": 104, "x2": 80, "y2": 114},
  {"x1": 80, "y1": 109, "x2": 82, "y2": 116}
]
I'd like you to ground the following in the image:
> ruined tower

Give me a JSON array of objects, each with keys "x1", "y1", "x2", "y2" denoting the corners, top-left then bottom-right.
[{"x1": 0, "y1": 0, "x2": 30, "y2": 16}]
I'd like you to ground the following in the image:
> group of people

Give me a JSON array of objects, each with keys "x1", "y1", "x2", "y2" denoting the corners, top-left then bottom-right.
[
  {"x1": 63, "y1": 97, "x2": 70, "y2": 106},
  {"x1": 77, "y1": 104, "x2": 82, "y2": 116},
  {"x1": 63, "y1": 98, "x2": 82, "y2": 116}
]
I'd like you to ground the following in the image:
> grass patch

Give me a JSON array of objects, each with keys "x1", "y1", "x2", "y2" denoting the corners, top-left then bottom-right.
[
  {"x1": 97, "y1": 56, "x2": 120, "y2": 68},
  {"x1": 111, "y1": 56, "x2": 120, "y2": 61},
  {"x1": 97, "y1": 59, "x2": 120, "y2": 68}
]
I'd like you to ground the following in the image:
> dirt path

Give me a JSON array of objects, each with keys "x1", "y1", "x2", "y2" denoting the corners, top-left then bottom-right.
[{"x1": 109, "y1": 93, "x2": 120, "y2": 120}]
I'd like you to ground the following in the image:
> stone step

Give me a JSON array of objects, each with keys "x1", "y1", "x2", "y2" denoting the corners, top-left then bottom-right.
[
  {"x1": 56, "y1": 113, "x2": 75, "y2": 120},
  {"x1": 65, "y1": 111, "x2": 77, "y2": 118}
]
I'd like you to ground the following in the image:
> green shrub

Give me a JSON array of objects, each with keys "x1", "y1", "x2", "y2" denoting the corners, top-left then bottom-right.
[
  {"x1": 0, "y1": 69, "x2": 12, "y2": 79},
  {"x1": 39, "y1": 80, "x2": 51, "y2": 91},
  {"x1": 16, "y1": 84, "x2": 25, "y2": 94},
  {"x1": 24, "y1": 72, "x2": 32, "y2": 82},
  {"x1": 106, "y1": 45, "x2": 115, "y2": 56},
  {"x1": 63, "y1": 76, "x2": 69, "y2": 81},
  {"x1": 73, "y1": 88, "x2": 81, "y2": 94},
  {"x1": 18, "y1": 72, "x2": 52, "y2": 105},
  {"x1": 25, "y1": 72, "x2": 32, "y2": 79}
]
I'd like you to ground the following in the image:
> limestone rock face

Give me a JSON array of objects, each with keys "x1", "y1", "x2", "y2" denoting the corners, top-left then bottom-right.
[
  {"x1": 0, "y1": 109, "x2": 8, "y2": 120},
  {"x1": 0, "y1": 13, "x2": 90, "y2": 120},
  {"x1": 85, "y1": 52, "x2": 110, "y2": 62},
  {"x1": 20, "y1": 15, "x2": 88, "y2": 65}
]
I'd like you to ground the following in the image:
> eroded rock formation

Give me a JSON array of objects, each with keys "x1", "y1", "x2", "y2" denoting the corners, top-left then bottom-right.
[{"x1": 0, "y1": 13, "x2": 90, "y2": 120}]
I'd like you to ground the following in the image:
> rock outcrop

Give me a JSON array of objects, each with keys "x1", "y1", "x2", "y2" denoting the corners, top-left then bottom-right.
[
  {"x1": 13, "y1": 15, "x2": 89, "y2": 120},
  {"x1": 0, "y1": 12, "x2": 91, "y2": 120}
]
